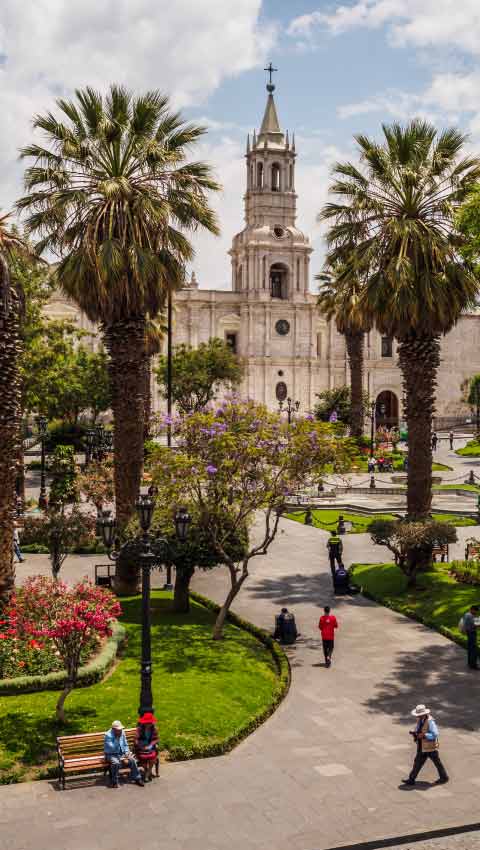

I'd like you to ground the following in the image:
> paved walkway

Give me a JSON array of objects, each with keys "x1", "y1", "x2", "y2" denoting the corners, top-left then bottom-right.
[{"x1": 3, "y1": 513, "x2": 480, "y2": 850}]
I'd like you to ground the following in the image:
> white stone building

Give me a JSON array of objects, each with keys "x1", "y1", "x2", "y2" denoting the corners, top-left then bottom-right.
[{"x1": 45, "y1": 81, "x2": 480, "y2": 426}]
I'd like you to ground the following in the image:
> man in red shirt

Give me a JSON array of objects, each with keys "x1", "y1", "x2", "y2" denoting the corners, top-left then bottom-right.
[{"x1": 319, "y1": 605, "x2": 338, "y2": 668}]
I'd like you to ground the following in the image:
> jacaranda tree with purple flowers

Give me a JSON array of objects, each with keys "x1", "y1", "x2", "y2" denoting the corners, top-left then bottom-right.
[{"x1": 151, "y1": 398, "x2": 347, "y2": 638}]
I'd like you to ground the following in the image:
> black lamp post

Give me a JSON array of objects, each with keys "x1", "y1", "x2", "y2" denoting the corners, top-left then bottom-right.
[
  {"x1": 98, "y1": 497, "x2": 191, "y2": 715},
  {"x1": 279, "y1": 397, "x2": 300, "y2": 424},
  {"x1": 36, "y1": 415, "x2": 48, "y2": 510},
  {"x1": 85, "y1": 425, "x2": 113, "y2": 467},
  {"x1": 369, "y1": 400, "x2": 376, "y2": 459}
]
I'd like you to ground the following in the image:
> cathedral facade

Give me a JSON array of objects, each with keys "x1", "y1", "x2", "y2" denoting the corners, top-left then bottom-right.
[{"x1": 45, "y1": 82, "x2": 480, "y2": 426}]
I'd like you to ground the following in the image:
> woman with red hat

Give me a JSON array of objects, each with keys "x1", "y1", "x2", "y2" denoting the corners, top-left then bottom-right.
[{"x1": 135, "y1": 712, "x2": 159, "y2": 782}]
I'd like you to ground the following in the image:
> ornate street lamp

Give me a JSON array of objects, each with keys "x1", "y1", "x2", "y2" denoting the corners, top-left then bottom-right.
[
  {"x1": 85, "y1": 428, "x2": 96, "y2": 468},
  {"x1": 369, "y1": 400, "x2": 376, "y2": 459},
  {"x1": 36, "y1": 415, "x2": 48, "y2": 510},
  {"x1": 279, "y1": 397, "x2": 300, "y2": 424},
  {"x1": 98, "y1": 496, "x2": 190, "y2": 715}
]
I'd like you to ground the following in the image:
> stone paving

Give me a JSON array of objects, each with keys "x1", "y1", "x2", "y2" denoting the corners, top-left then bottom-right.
[{"x1": 2, "y1": 437, "x2": 480, "y2": 849}]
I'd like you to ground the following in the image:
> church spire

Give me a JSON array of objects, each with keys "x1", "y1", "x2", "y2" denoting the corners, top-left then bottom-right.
[{"x1": 257, "y1": 62, "x2": 284, "y2": 147}]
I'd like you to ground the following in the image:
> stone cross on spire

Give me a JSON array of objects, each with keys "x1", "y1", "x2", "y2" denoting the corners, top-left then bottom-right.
[{"x1": 264, "y1": 62, "x2": 278, "y2": 93}]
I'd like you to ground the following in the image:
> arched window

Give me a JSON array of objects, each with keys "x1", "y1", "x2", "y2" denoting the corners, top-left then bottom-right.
[
  {"x1": 271, "y1": 163, "x2": 281, "y2": 192},
  {"x1": 276, "y1": 381, "x2": 288, "y2": 402},
  {"x1": 256, "y1": 161, "x2": 264, "y2": 189},
  {"x1": 270, "y1": 263, "x2": 288, "y2": 299}
]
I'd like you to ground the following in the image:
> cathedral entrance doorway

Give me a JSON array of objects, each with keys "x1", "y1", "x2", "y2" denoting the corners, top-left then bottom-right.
[
  {"x1": 270, "y1": 263, "x2": 288, "y2": 299},
  {"x1": 376, "y1": 390, "x2": 399, "y2": 428}
]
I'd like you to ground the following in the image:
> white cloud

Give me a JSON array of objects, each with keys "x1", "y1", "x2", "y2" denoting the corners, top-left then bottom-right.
[
  {"x1": 288, "y1": 1, "x2": 480, "y2": 54},
  {"x1": 0, "y1": 0, "x2": 275, "y2": 218}
]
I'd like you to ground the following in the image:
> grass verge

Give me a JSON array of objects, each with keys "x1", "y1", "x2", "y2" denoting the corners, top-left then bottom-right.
[
  {"x1": 286, "y1": 509, "x2": 476, "y2": 533},
  {"x1": 0, "y1": 591, "x2": 287, "y2": 784},
  {"x1": 351, "y1": 562, "x2": 479, "y2": 650}
]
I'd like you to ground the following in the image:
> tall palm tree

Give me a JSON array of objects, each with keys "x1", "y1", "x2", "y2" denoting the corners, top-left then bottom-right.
[
  {"x1": 317, "y1": 268, "x2": 370, "y2": 438},
  {"x1": 0, "y1": 214, "x2": 34, "y2": 604},
  {"x1": 18, "y1": 86, "x2": 220, "y2": 555},
  {"x1": 321, "y1": 120, "x2": 480, "y2": 518}
]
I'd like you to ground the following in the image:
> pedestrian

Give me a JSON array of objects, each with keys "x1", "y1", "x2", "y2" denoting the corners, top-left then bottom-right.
[
  {"x1": 318, "y1": 605, "x2": 338, "y2": 668},
  {"x1": 449, "y1": 431, "x2": 454, "y2": 451},
  {"x1": 104, "y1": 720, "x2": 144, "y2": 788},
  {"x1": 333, "y1": 563, "x2": 350, "y2": 594},
  {"x1": 327, "y1": 531, "x2": 343, "y2": 578},
  {"x1": 274, "y1": 607, "x2": 298, "y2": 644},
  {"x1": 431, "y1": 431, "x2": 438, "y2": 451},
  {"x1": 460, "y1": 604, "x2": 479, "y2": 669},
  {"x1": 402, "y1": 704, "x2": 449, "y2": 786},
  {"x1": 135, "y1": 712, "x2": 159, "y2": 782},
  {"x1": 367, "y1": 457, "x2": 376, "y2": 474},
  {"x1": 13, "y1": 522, "x2": 25, "y2": 563}
]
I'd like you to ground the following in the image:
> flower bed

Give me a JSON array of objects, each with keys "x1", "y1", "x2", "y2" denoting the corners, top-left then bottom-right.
[
  {"x1": 0, "y1": 576, "x2": 116, "y2": 681},
  {"x1": 449, "y1": 560, "x2": 480, "y2": 585}
]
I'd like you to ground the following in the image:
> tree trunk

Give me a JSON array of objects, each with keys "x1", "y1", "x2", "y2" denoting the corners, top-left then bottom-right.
[
  {"x1": 56, "y1": 682, "x2": 74, "y2": 724},
  {"x1": 0, "y1": 290, "x2": 22, "y2": 606},
  {"x1": 213, "y1": 569, "x2": 248, "y2": 640},
  {"x1": 173, "y1": 566, "x2": 195, "y2": 613},
  {"x1": 398, "y1": 333, "x2": 440, "y2": 519},
  {"x1": 345, "y1": 330, "x2": 365, "y2": 438},
  {"x1": 144, "y1": 356, "x2": 152, "y2": 442},
  {"x1": 104, "y1": 318, "x2": 146, "y2": 595}
]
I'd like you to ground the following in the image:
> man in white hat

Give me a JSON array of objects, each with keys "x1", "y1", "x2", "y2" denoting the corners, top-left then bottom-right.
[
  {"x1": 104, "y1": 720, "x2": 144, "y2": 788},
  {"x1": 402, "y1": 704, "x2": 449, "y2": 786}
]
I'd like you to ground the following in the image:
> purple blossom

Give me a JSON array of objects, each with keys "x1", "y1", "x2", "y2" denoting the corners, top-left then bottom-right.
[
  {"x1": 206, "y1": 465, "x2": 218, "y2": 475},
  {"x1": 305, "y1": 414, "x2": 314, "y2": 421}
]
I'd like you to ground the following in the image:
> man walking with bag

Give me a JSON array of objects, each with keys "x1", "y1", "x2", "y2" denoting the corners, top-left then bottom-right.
[
  {"x1": 402, "y1": 704, "x2": 449, "y2": 786},
  {"x1": 326, "y1": 531, "x2": 343, "y2": 578},
  {"x1": 460, "y1": 605, "x2": 479, "y2": 669}
]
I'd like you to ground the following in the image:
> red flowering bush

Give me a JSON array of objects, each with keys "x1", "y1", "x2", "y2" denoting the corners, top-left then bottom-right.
[{"x1": 1, "y1": 577, "x2": 121, "y2": 722}]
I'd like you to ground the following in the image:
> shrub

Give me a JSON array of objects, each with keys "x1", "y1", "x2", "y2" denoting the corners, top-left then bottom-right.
[
  {"x1": 450, "y1": 560, "x2": 480, "y2": 585},
  {"x1": 45, "y1": 420, "x2": 88, "y2": 452},
  {"x1": 20, "y1": 513, "x2": 105, "y2": 555},
  {"x1": 48, "y1": 445, "x2": 78, "y2": 507}
]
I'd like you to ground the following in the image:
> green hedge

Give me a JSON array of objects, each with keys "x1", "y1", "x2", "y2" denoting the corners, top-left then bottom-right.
[
  {"x1": 0, "y1": 622, "x2": 126, "y2": 695},
  {"x1": 167, "y1": 591, "x2": 291, "y2": 761},
  {"x1": 350, "y1": 565, "x2": 467, "y2": 651},
  {"x1": 450, "y1": 560, "x2": 480, "y2": 585}
]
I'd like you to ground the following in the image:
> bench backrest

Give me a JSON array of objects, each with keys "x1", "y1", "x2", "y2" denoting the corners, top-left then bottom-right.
[{"x1": 57, "y1": 728, "x2": 136, "y2": 756}]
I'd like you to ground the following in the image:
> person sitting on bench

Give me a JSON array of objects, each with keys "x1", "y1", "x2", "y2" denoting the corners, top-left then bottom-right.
[
  {"x1": 274, "y1": 608, "x2": 298, "y2": 644},
  {"x1": 333, "y1": 563, "x2": 350, "y2": 594},
  {"x1": 104, "y1": 720, "x2": 144, "y2": 788}
]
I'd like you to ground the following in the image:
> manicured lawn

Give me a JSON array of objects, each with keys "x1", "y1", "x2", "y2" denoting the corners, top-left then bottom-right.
[
  {"x1": 456, "y1": 440, "x2": 480, "y2": 457},
  {"x1": 286, "y1": 509, "x2": 476, "y2": 533},
  {"x1": 432, "y1": 462, "x2": 453, "y2": 472},
  {"x1": 434, "y1": 483, "x2": 480, "y2": 492},
  {"x1": 351, "y1": 562, "x2": 480, "y2": 640},
  {"x1": 0, "y1": 592, "x2": 279, "y2": 784}
]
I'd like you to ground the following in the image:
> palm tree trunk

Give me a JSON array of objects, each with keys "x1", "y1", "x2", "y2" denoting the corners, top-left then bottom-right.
[
  {"x1": 144, "y1": 356, "x2": 152, "y2": 442},
  {"x1": 104, "y1": 317, "x2": 146, "y2": 594},
  {"x1": 0, "y1": 290, "x2": 22, "y2": 606},
  {"x1": 398, "y1": 333, "x2": 440, "y2": 519},
  {"x1": 345, "y1": 330, "x2": 364, "y2": 438}
]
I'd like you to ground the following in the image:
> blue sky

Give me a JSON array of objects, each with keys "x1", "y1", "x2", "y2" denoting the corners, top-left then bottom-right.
[{"x1": 1, "y1": 1, "x2": 480, "y2": 287}]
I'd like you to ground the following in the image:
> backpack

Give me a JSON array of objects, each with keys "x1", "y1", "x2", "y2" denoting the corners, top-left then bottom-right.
[{"x1": 458, "y1": 615, "x2": 466, "y2": 634}]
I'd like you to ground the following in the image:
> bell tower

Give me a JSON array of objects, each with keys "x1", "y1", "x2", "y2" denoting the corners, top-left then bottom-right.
[{"x1": 229, "y1": 64, "x2": 312, "y2": 302}]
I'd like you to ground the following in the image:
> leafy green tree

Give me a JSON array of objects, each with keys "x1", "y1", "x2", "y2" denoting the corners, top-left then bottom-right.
[
  {"x1": 315, "y1": 386, "x2": 369, "y2": 429},
  {"x1": 156, "y1": 338, "x2": 244, "y2": 414},
  {"x1": 369, "y1": 518, "x2": 457, "y2": 587},
  {"x1": 19, "y1": 85, "x2": 220, "y2": 536},
  {"x1": 317, "y1": 269, "x2": 371, "y2": 437},
  {"x1": 149, "y1": 399, "x2": 345, "y2": 638},
  {"x1": 457, "y1": 185, "x2": 480, "y2": 274},
  {"x1": 48, "y1": 445, "x2": 79, "y2": 510},
  {"x1": 321, "y1": 120, "x2": 480, "y2": 518}
]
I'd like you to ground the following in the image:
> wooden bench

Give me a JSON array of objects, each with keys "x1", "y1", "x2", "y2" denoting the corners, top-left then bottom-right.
[
  {"x1": 56, "y1": 728, "x2": 159, "y2": 789},
  {"x1": 432, "y1": 543, "x2": 449, "y2": 563},
  {"x1": 465, "y1": 543, "x2": 480, "y2": 561}
]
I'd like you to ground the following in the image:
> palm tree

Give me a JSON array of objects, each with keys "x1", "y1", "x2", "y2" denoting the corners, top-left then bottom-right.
[
  {"x1": 0, "y1": 214, "x2": 34, "y2": 604},
  {"x1": 321, "y1": 120, "x2": 480, "y2": 518},
  {"x1": 18, "y1": 86, "x2": 220, "y2": 558},
  {"x1": 317, "y1": 268, "x2": 370, "y2": 438}
]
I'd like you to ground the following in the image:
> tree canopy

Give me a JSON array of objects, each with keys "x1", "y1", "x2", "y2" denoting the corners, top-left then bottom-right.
[{"x1": 155, "y1": 337, "x2": 244, "y2": 414}]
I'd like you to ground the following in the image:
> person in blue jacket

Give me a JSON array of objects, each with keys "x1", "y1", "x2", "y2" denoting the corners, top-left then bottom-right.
[
  {"x1": 402, "y1": 704, "x2": 449, "y2": 786},
  {"x1": 104, "y1": 720, "x2": 144, "y2": 788}
]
